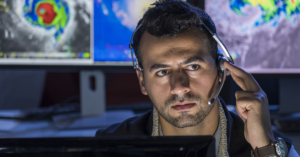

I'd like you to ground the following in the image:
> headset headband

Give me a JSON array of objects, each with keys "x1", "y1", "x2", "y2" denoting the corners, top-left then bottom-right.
[
  {"x1": 129, "y1": 23, "x2": 143, "y2": 71},
  {"x1": 129, "y1": 20, "x2": 234, "y2": 71}
]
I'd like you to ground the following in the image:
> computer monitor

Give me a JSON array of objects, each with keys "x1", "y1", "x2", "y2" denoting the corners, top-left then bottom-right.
[
  {"x1": 205, "y1": 0, "x2": 300, "y2": 74},
  {"x1": 0, "y1": 0, "x2": 92, "y2": 65},
  {"x1": 0, "y1": 0, "x2": 161, "y2": 66},
  {"x1": 0, "y1": 0, "x2": 163, "y2": 117},
  {"x1": 0, "y1": 136, "x2": 216, "y2": 157},
  {"x1": 205, "y1": 0, "x2": 300, "y2": 114},
  {"x1": 94, "y1": 0, "x2": 158, "y2": 65}
]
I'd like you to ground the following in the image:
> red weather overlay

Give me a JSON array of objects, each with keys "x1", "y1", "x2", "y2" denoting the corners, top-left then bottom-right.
[{"x1": 24, "y1": 0, "x2": 70, "y2": 40}]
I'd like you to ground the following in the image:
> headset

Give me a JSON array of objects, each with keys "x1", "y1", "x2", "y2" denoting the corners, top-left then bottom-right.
[{"x1": 129, "y1": 21, "x2": 234, "y2": 105}]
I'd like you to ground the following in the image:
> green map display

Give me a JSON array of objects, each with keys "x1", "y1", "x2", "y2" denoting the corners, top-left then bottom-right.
[{"x1": 231, "y1": 0, "x2": 300, "y2": 24}]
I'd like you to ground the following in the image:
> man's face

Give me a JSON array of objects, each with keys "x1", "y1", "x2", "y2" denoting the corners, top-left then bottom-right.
[{"x1": 136, "y1": 28, "x2": 221, "y2": 128}]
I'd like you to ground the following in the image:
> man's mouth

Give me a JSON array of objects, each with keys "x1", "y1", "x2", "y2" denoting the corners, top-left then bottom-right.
[{"x1": 171, "y1": 102, "x2": 196, "y2": 111}]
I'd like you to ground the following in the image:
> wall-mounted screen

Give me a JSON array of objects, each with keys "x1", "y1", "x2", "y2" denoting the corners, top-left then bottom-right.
[
  {"x1": 0, "y1": 0, "x2": 92, "y2": 65},
  {"x1": 93, "y1": 0, "x2": 156, "y2": 63},
  {"x1": 206, "y1": 0, "x2": 300, "y2": 73}
]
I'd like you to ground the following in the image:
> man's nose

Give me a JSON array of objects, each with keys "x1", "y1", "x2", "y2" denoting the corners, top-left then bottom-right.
[{"x1": 170, "y1": 70, "x2": 190, "y2": 95}]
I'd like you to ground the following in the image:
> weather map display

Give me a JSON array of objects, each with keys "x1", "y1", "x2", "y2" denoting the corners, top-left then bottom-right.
[
  {"x1": 93, "y1": 0, "x2": 157, "y2": 62},
  {"x1": 0, "y1": 0, "x2": 92, "y2": 64},
  {"x1": 206, "y1": 0, "x2": 300, "y2": 73},
  {"x1": 24, "y1": 0, "x2": 69, "y2": 41}
]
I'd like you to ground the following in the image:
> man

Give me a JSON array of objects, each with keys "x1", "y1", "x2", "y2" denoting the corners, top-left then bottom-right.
[{"x1": 96, "y1": 0, "x2": 299, "y2": 156}]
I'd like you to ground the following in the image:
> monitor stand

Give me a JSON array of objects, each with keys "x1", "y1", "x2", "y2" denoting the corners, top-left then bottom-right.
[
  {"x1": 80, "y1": 70, "x2": 105, "y2": 117},
  {"x1": 51, "y1": 70, "x2": 135, "y2": 130},
  {"x1": 279, "y1": 77, "x2": 300, "y2": 115}
]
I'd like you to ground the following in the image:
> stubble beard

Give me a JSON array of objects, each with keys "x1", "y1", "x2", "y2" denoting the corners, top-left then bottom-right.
[{"x1": 155, "y1": 93, "x2": 215, "y2": 128}]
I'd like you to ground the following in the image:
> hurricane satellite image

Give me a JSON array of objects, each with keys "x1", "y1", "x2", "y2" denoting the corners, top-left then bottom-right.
[
  {"x1": 0, "y1": 0, "x2": 91, "y2": 59},
  {"x1": 23, "y1": 0, "x2": 70, "y2": 41},
  {"x1": 206, "y1": 0, "x2": 300, "y2": 72}
]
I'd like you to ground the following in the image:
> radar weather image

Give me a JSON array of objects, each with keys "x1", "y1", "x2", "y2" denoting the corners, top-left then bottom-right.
[
  {"x1": 0, "y1": 0, "x2": 92, "y2": 61},
  {"x1": 206, "y1": 0, "x2": 300, "y2": 73},
  {"x1": 23, "y1": 0, "x2": 70, "y2": 41}
]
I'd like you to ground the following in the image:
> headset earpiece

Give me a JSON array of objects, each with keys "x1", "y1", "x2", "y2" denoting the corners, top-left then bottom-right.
[{"x1": 217, "y1": 56, "x2": 227, "y2": 78}]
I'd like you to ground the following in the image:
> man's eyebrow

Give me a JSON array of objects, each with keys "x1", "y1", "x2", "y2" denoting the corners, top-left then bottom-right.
[
  {"x1": 181, "y1": 56, "x2": 205, "y2": 65},
  {"x1": 149, "y1": 56, "x2": 204, "y2": 72},
  {"x1": 149, "y1": 64, "x2": 171, "y2": 72}
]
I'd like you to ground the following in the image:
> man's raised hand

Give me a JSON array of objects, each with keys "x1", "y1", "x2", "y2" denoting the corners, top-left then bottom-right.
[{"x1": 223, "y1": 61, "x2": 275, "y2": 149}]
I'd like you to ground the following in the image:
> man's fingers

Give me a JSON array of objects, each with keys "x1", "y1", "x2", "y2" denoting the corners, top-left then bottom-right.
[
  {"x1": 231, "y1": 72, "x2": 247, "y2": 91},
  {"x1": 223, "y1": 61, "x2": 261, "y2": 92},
  {"x1": 226, "y1": 70, "x2": 231, "y2": 76},
  {"x1": 235, "y1": 105, "x2": 246, "y2": 123},
  {"x1": 235, "y1": 104, "x2": 248, "y2": 121},
  {"x1": 235, "y1": 91, "x2": 256, "y2": 100},
  {"x1": 235, "y1": 97, "x2": 263, "y2": 121}
]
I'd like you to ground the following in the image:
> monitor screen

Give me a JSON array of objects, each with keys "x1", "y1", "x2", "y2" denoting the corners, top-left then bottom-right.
[
  {"x1": 93, "y1": 0, "x2": 157, "y2": 64},
  {"x1": 0, "y1": 0, "x2": 160, "y2": 66},
  {"x1": 0, "y1": 0, "x2": 92, "y2": 65},
  {"x1": 205, "y1": 0, "x2": 300, "y2": 73}
]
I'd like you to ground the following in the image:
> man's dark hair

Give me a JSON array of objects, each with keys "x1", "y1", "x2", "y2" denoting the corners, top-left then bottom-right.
[{"x1": 132, "y1": 0, "x2": 218, "y2": 69}]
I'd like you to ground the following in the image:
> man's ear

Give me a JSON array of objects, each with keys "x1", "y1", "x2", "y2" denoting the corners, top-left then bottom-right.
[{"x1": 136, "y1": 69, "x2": 148, "y2": 95}]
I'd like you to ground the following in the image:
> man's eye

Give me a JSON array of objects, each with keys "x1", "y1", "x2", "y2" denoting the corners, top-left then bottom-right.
[
  {"x1": 156, "y1": 70, "x2": 168, "y2": 76},
  {"x1": 186, "y1": 65, "x2": 200, "y2": 70}
]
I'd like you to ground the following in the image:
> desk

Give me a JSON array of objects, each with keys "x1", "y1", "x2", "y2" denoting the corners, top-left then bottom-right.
[
  {"x1": 0, "y1": 110, "x2": 136, "y2": 138},
  {"x1": 0, "y1": 120, "x2": 99, "y2": 138}
]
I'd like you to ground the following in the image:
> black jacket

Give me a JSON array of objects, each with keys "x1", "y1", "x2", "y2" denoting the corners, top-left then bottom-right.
[{"x1": 96, "y1": 98, "x2": 292, "y2": 157}]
